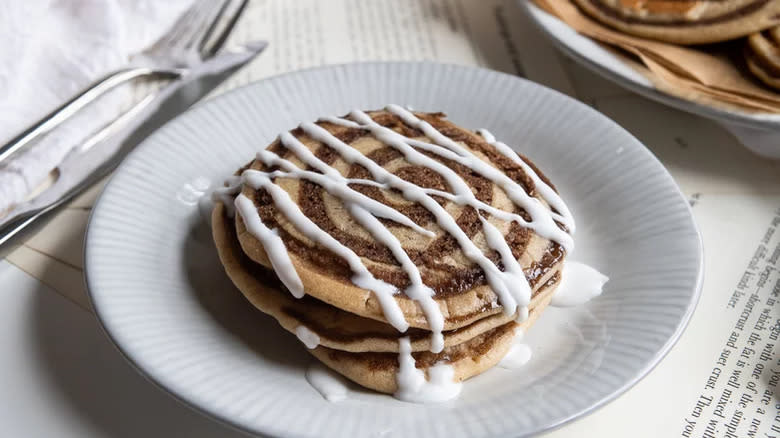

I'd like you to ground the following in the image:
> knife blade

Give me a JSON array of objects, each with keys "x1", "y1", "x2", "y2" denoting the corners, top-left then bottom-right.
[{"x1": 0, "y1": 41, "x2": 267, "y2": 259}]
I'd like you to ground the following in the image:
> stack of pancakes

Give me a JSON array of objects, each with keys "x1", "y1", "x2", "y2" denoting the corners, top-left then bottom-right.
[
  {"x1": 570, "y1": 0, "x2": 780, "y2": 90},
  {"x1": 212, "y1": 110, "x2": 567, "y2": 395}
]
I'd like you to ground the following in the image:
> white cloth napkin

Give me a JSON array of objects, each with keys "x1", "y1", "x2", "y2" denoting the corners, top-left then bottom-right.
[{"x1": 0, "y1": 0, "x2": 192, "y2": 213}]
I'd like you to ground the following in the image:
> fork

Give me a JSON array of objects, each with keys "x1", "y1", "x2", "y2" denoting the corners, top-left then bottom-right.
[{"x1": 0, "y1": 0, "x2": 248, "y2": 164}]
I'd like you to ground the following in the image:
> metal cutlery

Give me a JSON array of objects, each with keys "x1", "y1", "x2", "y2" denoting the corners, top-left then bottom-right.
[
  {"x1": 0, "y1": 0, "x2": 248, "y2": 165},
  {"x1": 0, "y1": 0, "x2": 263, "y2": 258},
  {"x1": 0, "y1": 41, "x2": 266, "y2": 259}
]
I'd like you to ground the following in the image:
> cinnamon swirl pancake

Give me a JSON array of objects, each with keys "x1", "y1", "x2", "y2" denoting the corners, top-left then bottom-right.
[
  {"x1": 745, "y1": 26, "x2": 780, "y2": 89},
  {"x1": 570, "y1": 0, "x2": 780, "y2": 44},
  {"x1": 212, "y1": 106, "x2": 574, "y2": 400}
]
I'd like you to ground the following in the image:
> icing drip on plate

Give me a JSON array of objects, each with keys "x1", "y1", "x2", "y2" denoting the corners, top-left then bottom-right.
[
  {"x1": 295, "y1": 325, "x2": 321, "y2": 349},
  {"x1": 306, "y1": 363, "x2": 349, "y2": 402},
  {"x1": 211, "y1": 175, "x2": 242, "y2": 217},
  {"x1": 551, "y1": 262, "x2": 609, "y2": 307},
  {"x1": 498, "y1": 331, "x2": 533, "y2": 369},
  {"x1": 394, "y1": 337, "x2": 462, "y2": 403}
]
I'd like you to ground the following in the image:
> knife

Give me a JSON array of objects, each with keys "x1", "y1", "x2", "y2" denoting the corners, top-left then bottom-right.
[{"x1": 0, "y1": 41, "x2": 267, "y2": 259}]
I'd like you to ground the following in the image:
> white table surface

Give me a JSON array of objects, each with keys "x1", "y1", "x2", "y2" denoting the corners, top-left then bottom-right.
[{"x1": 0, "y1": 261, "x2": 249, "y2": 438}]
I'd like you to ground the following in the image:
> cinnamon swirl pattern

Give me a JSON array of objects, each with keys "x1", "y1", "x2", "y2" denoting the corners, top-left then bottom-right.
[
  {"x1": 212, "y1": 106, "x2": 572, "y2": 401},
  {"x1": 571, "y1": 0, "x2": 780, "y2": 44}
]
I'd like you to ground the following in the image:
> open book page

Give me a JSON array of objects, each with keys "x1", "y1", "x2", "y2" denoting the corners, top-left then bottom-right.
[
  {"x1": 6, "y1": 1, "x2": 780, "y2": 435},
  {"x1": 545, "y1": 58, "x2": 780, "y2": 437},
  {"x1": 545, "y1": 194, "x2": 780, "y2": 437}
]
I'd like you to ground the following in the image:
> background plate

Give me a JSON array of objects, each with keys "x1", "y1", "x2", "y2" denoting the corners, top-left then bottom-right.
[
  {"x1": 521, "y1": 1, "x2": 780, "y2": 158},
  {"x1": 85, "y1": 62, "x2": 703, "y2": 438}
]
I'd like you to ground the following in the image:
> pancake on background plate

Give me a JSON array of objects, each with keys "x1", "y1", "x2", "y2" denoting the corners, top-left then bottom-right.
[
  {"x1": 570, "y1": 0, "x2": 780, "y2": 44},
  {"x1": 745, "y1": 26, "x2": 780, "y2": 89}
]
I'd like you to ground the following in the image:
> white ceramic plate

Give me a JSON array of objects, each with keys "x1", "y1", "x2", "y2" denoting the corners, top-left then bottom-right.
[
  {"x1": 85, "y1": 62, "x2": 703, "y2": 438},
  {"x1": 521, "y1": 1, "x2": 780, "y2": 158}
]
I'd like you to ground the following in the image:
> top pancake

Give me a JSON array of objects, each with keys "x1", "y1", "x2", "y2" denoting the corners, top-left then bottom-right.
[
  {"x1": 233, "y1": 109, "x2": 568, "y2": 331},
  {"x1": 571, "y1": 0, "x2": 780, "y2": 44}
]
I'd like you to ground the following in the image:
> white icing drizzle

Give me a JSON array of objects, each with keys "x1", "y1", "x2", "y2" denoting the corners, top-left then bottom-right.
[
  {"x1": 211, "y1": 175, "x2": 242, "y2": 217},
  {"x1": 477, "y1": 128, "x2": 575, "y2": 232},
  {"x1": 198, "y1": 194, "x2": 215, "y2": 225},
  {"x1": 478, "y1": 216, "x2": 529, "y2": 323},
  {"x1": 308, "y1": 115, "x2": 525, "y2": 318},
  {"x1": 295, "y1": 325, "x2": 321, "y2": 349},
  {"x1": 499, "y1": 343, "x2": 533, "y2": 369},
  {"x1": 334, "y1": 110, "x2": 575, "y2": 317},
  {"x1": 319, "y1": 108, "x2": 575, "y2": 322},
  {"x1": 498, "y1": 331, "x2": 533, "y2": 369},
  {"x1": 176, "y1": 176, "x2": 211, "y2": 206},
  {"x1": 234, "y1": 194, "x2": 305, "y2": 298},
  {"x1": 394, "y1": 337, "x2": 462, "y2": 403},
  {"x1": 323, "y1": 116, "x2": 553, "y2": 234},
  {"x1": 551, "y1": 261, "x2": 608, "y2": 307},
  {"x1": 174, "y1": 176, "x2": 215, "y2": 224},
  {"x1": 347, "y1": 204, "x2": 445, "y2": 353},
  {"x1": 320, "y1": 116, "x2": 564, "y2": 240},
  {"x1": 385, "y1": 105, "x2": 572, "y2": 249},
  {"x1": 240, "y1": 170, "x2": 410, "y2": 332},
  {"x1": 306, "y1": 362, "x2": 349, "y2": 402},
  {"x1": 259, "y1": 136, "x2": 434, "y2": 237},
  {"x1": 269, "y1": 131, "x2": 444, "y2": 351}
]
